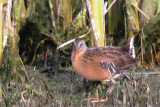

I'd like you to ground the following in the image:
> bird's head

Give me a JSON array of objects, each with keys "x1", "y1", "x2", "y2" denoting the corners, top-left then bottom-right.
[{"x1": 73, "y1": 38, "x2": 87, "y2": 57}]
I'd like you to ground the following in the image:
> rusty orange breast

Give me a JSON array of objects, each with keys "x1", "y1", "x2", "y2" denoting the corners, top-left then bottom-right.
[{"x1": 71, "y1": 49, "x2": 111, "y2": 81}]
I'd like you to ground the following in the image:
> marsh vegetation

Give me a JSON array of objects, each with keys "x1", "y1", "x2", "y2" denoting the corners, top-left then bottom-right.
[{"x1": 0, "y1": 0, "x2": 160, "y2": 106}]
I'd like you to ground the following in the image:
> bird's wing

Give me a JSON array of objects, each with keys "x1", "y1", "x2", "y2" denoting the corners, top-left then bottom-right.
[{"x1": 85, "y1": 47, "x2": 136, "y2": 74}]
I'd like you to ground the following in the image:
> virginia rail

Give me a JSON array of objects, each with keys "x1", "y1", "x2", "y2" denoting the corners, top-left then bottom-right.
[{"x1": 71, "y1": 37, "x2": 136, "y2": 103}]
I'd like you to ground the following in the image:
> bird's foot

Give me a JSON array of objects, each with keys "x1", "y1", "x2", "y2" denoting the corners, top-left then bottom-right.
[
  {"x1": 90, "y1": 98, "x2": 109, "y2": 103},
  {"x1": 84, "y1": 96, "x2": 109, "y2": 103},
  {"x1": 83, "y1": 97, "x2": 98, "y2": 101}
]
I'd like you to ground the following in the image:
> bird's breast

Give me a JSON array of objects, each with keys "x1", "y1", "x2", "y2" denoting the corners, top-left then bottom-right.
[{"x1": 71, "y1": 51, "x2": 111, "y2": 81}]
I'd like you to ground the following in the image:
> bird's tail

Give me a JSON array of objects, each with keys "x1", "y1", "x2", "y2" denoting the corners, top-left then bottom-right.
[{"x1": 123, "y1": 36, "x2": 135, "y2": 58}]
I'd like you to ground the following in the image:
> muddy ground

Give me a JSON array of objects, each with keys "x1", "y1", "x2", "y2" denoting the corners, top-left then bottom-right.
[{"x1": 22, "y1": 65, "x2": 160, "y2": 107}]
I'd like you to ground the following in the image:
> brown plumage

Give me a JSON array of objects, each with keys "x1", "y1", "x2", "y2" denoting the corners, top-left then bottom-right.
[{"x1": 71, "y1": 37, "x2": 136, "y2": 102}]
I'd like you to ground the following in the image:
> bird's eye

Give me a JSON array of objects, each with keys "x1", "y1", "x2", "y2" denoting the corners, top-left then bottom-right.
[{"x1": 79, "y1": 43, "x2": 83, "y2": 48}]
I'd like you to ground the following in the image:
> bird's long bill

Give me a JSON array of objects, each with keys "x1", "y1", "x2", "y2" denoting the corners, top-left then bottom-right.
[
  {"x1": 75, "y1": 47, "x2": 80, "y2": 57},
  {"x1": 72, "y1": 47, "x2": 80, "y2": 61}
]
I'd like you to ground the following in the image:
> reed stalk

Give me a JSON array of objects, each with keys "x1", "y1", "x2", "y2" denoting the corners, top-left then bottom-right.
[
  {"x1": 11, "y1": 0, "x2": 22, "y2": 74},
  {"x1": 0, "y1": 0, "x2": 3, "y2": 64},
  {"x1": 60, "y1": 0, "x2": 72, "y2": 29},
  {"x1": 90, "y1": 0, "x2": 105, "y2": 47},
  {"x1": 125, "y1": 0, "x2": 139, "y2": 37}
]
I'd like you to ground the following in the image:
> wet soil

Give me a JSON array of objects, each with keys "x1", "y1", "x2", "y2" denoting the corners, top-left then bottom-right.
[{"x1": 24, "y1": 65, "x2": 160, "y2": 107}]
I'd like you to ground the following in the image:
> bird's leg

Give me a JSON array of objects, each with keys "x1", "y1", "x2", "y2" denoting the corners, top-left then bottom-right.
[
  {"x1": 103, "y1": 79, "x2": 116, "y2": 100},
  {"x1": 90, "y1": 80, "x2": 116, "y2": 103},
  {"x1": 90, "y1": 74, "x2": 121, "y2": 103},
  {"x1": 99, "y1": 74, "x2": 121, "y2": 102}
]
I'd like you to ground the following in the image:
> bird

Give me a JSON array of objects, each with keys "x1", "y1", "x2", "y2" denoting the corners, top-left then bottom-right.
[{"x1": 71, "y1": 36, "x2": 136, "y2": 103}]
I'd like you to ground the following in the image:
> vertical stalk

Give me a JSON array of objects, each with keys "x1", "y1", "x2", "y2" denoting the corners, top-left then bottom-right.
[
  {"x1": 90, "y1": 0, "x2": 105, "y2": 47},
  {"x1": 108, "y1": 0, "x2": 112, "y2": 35},
  {"x1": 0, "y1": 0, "x2": 3, "y2": 64},
  {"x1": 49, "y1": 0, "x2": 56, "y2": 29},
  {"x1": 2, "y1": 0, "x2": 12, "y2": 51},
  {"x1": 86, "y1": 0, "x2": 99, "y2": 46},
  {"x1": 108, "y1": 0, "x2": 123, "y2": 35},
  {"x1": 141, "y1": 29, "x2": 144, "y2": 65},
  {"x1": 86, "y1": 0, "x2": 107, "y2": 47},
  {"x1": 125, "y1": 0, "x2": 139, "y2": 37},
  {"x1": 61, "y1": 0, "x2": 72, "y2": 29},
  {"x1": 11, "y1": 0, "x2": 22, "y2": 74}
]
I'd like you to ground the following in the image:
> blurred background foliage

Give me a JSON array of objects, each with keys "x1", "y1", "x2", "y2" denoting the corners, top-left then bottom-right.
[
  {"x1": 0, "y1": 0, "x2": 160, "y2": 106},
  {"x1": 1, "y1": 0, "x2": 159, "y2": 69},
  {"x1": 19, "y1": 0, "x2": 160, "y2": 68}
]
